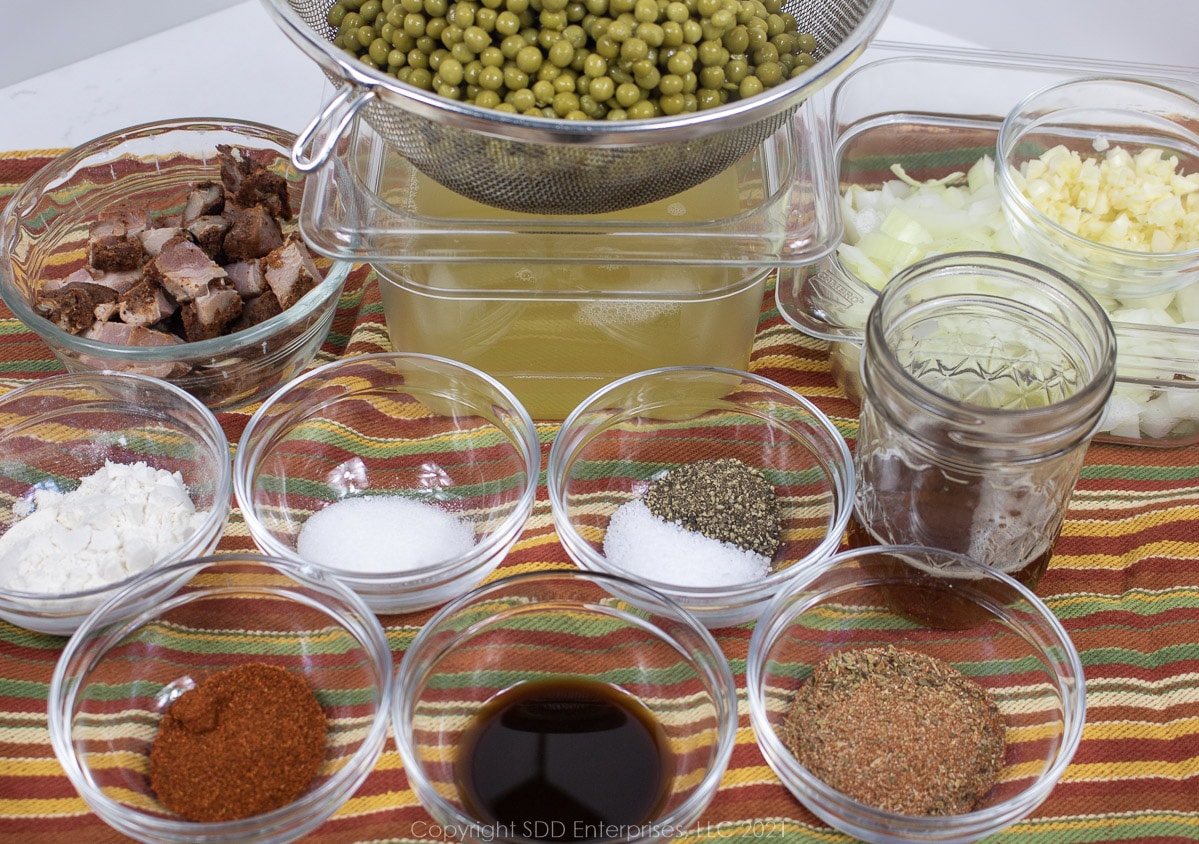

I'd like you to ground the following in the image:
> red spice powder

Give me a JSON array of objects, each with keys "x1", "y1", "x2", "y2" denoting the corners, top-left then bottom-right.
[{"x1": 149, "y1": 662, "x2": 326, "y2": 822}]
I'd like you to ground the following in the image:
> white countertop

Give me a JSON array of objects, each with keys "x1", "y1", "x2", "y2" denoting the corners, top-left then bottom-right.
[{"x1": 0, "y1": 0, "x2": 1195, "y2": 152}]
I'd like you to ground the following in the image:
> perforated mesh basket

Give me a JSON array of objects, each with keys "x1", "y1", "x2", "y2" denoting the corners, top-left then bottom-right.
[{"x1": 262, "y1": 0, "x2": 892, "y2": 214}]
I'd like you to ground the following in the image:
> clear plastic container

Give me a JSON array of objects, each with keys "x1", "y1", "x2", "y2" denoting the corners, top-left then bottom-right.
[
  {"x1": 776, "y1": 44, "x2": 1199, "y2": 446},
  {"x1": 301, "y1": 109, "x2": 839, "y2": 419}
]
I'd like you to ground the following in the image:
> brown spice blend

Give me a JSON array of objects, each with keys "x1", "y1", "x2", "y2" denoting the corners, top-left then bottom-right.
[
  {"x1": 782, "y1": 645, "x2": 1006, "y2": 816},
  {"x1": 149, "y1": 662, "x2": 326, "y2": 822}
]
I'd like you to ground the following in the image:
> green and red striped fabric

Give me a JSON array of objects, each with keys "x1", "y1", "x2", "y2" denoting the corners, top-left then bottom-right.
[{"x1": 0, "y1": 151, "x2": 1197, "y2": 843}]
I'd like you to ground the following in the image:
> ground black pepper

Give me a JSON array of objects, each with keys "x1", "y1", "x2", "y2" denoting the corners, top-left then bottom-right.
[
  {"x1": 149, "y1": 662, "x2": 326, "y2": 822},
  {"x1": 643, "y1": 457, "x2": 781, "y2": 557},
  {"x1": 782, "y1": 645, "x2": 1006, "y2": 816}
]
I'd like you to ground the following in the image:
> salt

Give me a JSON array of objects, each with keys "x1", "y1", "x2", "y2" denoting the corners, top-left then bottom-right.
[
  {"x1": 296, "y1": 495, "x2": 477, "y2": 573},
  {"x1": 602, "y1": 499, "x2": 771, "y2": 588}
]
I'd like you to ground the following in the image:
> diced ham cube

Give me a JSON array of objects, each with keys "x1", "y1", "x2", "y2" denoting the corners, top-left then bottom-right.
[
  {"x1": 151, "y1": 235, "x2": 227, "y2": 303},
  {"x1": 261, "y1": 235, "x2": 323, "y2": 310}
]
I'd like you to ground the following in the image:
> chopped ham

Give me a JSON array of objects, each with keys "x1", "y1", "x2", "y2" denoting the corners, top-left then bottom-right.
[
  {"x1": 187, "y1": 215, "x2": 232, "y2": 261},
  {"x1": 35, "y1": 283, "x2": 119, "y2": 334},
  {"x1": 181, "y1": 287, "x2": 243, "y2": 341},
  {"x1": 225, "y1": 260, "x2": 267, "y2": 298},
  {"x1": 223, "y1": 204, "x2": 283, "y2": 261},
  {"x1": 262, "y1": 235, "x2": 322, "y2": 309},
  {"x1": 89, "y1": 267, "x2": 144, "y2": 295},
  {"x1": 138, "y1": 226, "x2": 185, "y2": 257},
  {"x1": 119, "y1": 279, "x2": 178, "y2": 328},
  {"x1": 88, "y1": 221, "x2": 146, "y2": 272},
  {"x1": 84, "y1": 321, "x2": 181, "y2": 347},
  {"x1": 182, "y1": 181, "x2": 224, "y2": 223},
  {"x1": 231, "y1": 289, "x2": 283, "y2": 331},
  {"x1": 151, "y1": 235, "x2": 227, "y2": 303},
  {"x1": 97, "y1": 203, "x2": 150, "y2": 237},
  {"x1": 218, "y1": 144, "x2": 292, "y2": 220}
]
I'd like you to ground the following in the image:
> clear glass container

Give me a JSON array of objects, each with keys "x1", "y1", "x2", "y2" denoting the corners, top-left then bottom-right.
[{"x1": 850, "y1": 253, "x2": 1116, "y2": 592}]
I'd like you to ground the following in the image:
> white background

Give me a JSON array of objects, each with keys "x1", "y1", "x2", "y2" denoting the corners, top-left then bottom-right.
[{"x1": 0, "y1": 0, "x2": 1195, "y2": 150}]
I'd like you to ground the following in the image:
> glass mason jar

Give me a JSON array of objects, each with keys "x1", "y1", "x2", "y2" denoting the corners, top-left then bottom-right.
[{"x1": 850, "y1": 252, "x2": 1117, "y2": 592}]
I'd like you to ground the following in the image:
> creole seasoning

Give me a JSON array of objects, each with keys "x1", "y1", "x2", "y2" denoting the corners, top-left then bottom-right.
[
  {"x1": 644, "y1": 457, "x2": 781, "y2": 558},
  {"x1": 149, "y1": 662, "x2": 326, "y2": 822},
  {"x1": 783, "y1": 645, "x2": 1006, "y2": 815}
]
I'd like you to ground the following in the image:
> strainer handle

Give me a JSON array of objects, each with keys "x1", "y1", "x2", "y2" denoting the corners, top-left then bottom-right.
[{"x1": 291, "y1": 83, "x2": 377, "y2": 173}]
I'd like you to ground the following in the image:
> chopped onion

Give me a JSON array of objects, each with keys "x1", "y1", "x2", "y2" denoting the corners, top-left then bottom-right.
[{"x1": 835, "y1": 153, "x2": 1199, "y2": 442}]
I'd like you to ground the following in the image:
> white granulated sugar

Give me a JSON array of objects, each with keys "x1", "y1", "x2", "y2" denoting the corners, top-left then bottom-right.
[
  {"x1": 0, "y1": 460, "x2": 208, "y2": 594},
  {"x1": 296, "y1": 495, "x2": 477, "y2": 573},
  {"x1": 602, "y1": 498, "x2": 770, "y2": 588}
]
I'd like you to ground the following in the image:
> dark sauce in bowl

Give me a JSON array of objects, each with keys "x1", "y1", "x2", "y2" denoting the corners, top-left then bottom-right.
[{"x1": 455, "y1": 677, "x2": 674, "y2": 842}]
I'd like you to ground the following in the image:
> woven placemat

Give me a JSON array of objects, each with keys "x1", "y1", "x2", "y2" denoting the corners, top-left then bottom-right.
[{"x1": 0, "y1": 152, "x2": 1197, "y2": 843}]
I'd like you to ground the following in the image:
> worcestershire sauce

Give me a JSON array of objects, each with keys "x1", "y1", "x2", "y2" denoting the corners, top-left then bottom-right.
[{"x1": 456, "y1": 677, "x2": 674, "y2": 842}]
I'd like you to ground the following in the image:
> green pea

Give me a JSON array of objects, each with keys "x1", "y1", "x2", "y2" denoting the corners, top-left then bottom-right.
[
  {"x1": 583, "y1": 52, "x2": 608, "y2": 76},
  {"x1": 463, "y1": 24, "x2": 489, "y2": 50},
  {"x1": 438, "y1": 55, "x2": 465, "y2": 83},
  {"x1": 451, "y1": 41, "x2": 475, "y2": 61},
  {"x1": 532, "y1": 79, "x2": 556, "y2": 103},
  {"x1": 327, "y1": 4, "x2": 349, "y2": 27},
  {"x1": 552, "y1": 70, "x2": 577, "y2": 91},
  {"x1": 388, "y1": 47, "x2": 408, "y2": 66},
  {"x1": 360, "y1": 0, "x2": 383, "y2": 21},
  {"x1": 390, "y1": 30, "x2": 415, "y2": 49},
  {"x1": 725, "y1": 55, "x2": 747, "y2": 81},
  {"x1": 540, "y1": 8, "x2": 568, "y2": 28},
  {"x1": 409, "y1": 67, "x2": 434, "y2": 87},
  {"x1": 627, "y1": 99, "x2": 656, "y2": 118},
  {"x1": 478, "y1": 64, "x2": 505, "y2": 88},
  {"x1": 503, "y1": 65, "x2": 529, "y2": 88},
  {"x1": 605, "y1": 107, "x2": 627, "y2": 119},
  {"x1": 552, "y1": 91, "x2": 581, "y2": 115},
  {"x1": 794, "y1": 50, "x2": 815, "y2": 67},
  {"x1": 408, "y1": 47, "x2": 430, "y2": 67},
  {"x1": 549, "y1": 38, "x2": 575, "y2": 66},
  {"x1": 516, "y1": 44, "x2": 543, "y2": 71},
  {"x1": 589, "y1": 75, "x2": 615, "y2": 100},
  {"x1": 738, "y1": 74, "x2": 763, "y2": 98},
  {"x1": 620, "y1": 37, "x2": 648, "y2": 61},
  {"x1": 755, "y1": 58, "x2": 780, "y2": 85},
  {"x1": 658, "y1": 72, "x2": 683, "y2": 95},
  {"x1": 666, "y1": 48, "x2": 692, "y2": 74},
  {"x1": 698, "y1": 63, "x2": 724, "y2": 88},
  {"x1": 355, "y1": 25, "x2": 377, "y2": 46},
  {"x1": 477, "y1": 7, "x2": 499, "y2": 29},
  {"x1": 634, "y1": 0, "x2": 658, "y2": 20},
  {"x1": 369, "y1": 36, "x2": 391, "y2": 63},
  {"x1": 495, "y1": 10, "x2": 522, "y2": 34},
  {"x1": 476, "y1": 89, "x2": 503, "y2": 107},
  {"x1": 615, "y1": 80, "x2": 641, "y2": 106},
  {"x1": 661, "y1": 20, "x2": 683, "y2": 46},
  {"x1": 342, "y1": 11, "x2": 364, "y2": 29},
  {"x1": 480, "y1": 45, "x2": 505, "y2": 65}
]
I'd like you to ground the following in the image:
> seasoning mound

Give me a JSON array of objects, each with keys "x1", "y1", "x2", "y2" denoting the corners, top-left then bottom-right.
[
  {"x1": 644, "y1": 457, "x2": 781, "y2": 557},
  {"x1": 602, "y1": 457, "x2": 781, "y2": 588},
  {"x1": 149, "y1": 663, "x2": 326, "y2": 822},
  {"x1": 783, "y1": 645, "x2": 1006, "y2": 816}
]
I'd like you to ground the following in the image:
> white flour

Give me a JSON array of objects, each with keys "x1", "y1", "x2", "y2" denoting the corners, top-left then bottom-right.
[{"x1": 0, "y1": 461, "x2": 208, "y2": 594}]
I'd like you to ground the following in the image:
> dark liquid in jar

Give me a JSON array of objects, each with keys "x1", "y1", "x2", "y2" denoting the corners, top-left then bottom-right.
[
  {"x1": 456, "y1": 677, "x2": 673, "y2": 842},
  {"x1": 844, "y1": 516, "x2": 1054, "y2": 630}
]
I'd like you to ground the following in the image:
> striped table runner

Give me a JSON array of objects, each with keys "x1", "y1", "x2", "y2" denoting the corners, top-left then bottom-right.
[{"x1": 0, "y1": 151, "x2": 1197, "y2": 843}]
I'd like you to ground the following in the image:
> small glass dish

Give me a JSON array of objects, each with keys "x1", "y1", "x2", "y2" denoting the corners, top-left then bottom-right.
[
  {"x1": 547, "y1": 366, "x2": 854, "y2": 628},
  {"x1": 234, "y1": 352, "x2": 540, "y2": 614},
  {"x1": 48, "y1": 554, "x2": 393, "y2": 844},
  {"x1": 0, "y1": 371, "x2": 231, "y2": 635},
  {"x1": 997, "y1": 75, "x2": 1199, "y2": 301},
  {"x1": 392, "y1": 569, "x2": 739, "y2": 844},
  {"x1": 746, "y1": 544, "x2": 1086, "y2": 844},
  {"x1": 0, "y1": 118, "x2": 353, "y2": 410}
]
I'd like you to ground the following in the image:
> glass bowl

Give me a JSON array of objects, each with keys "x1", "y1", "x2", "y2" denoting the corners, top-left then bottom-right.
[
  {"x1": 0, "y1": 118, "x2": 353, "y2": 410},
  {"x1": 996, "y1": 75, "x2": 1199, "y2": 301},
  {"x1": 746, "y1": 545, "x2": 1086, "y2": 844},
  {"x1": 547, "y1": 366, "x2": 854, "y2": 628},
  {"x1": 392, "y1": 569, "x2": 738, "y2": 843},
  {"x1": 0, "y1": 371, "x2": 231, "y2": 636},
  {"x1": 48, "y1": 554, "x2": 394, "y2": 844},
  {"x1": 234, "y1": 352, "x2": 540, "y2": 614}
]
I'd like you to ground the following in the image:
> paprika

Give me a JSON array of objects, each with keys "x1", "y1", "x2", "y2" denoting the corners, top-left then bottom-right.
[{"x1": 149, "y1": 662, "x2": 326, "y2": 822}]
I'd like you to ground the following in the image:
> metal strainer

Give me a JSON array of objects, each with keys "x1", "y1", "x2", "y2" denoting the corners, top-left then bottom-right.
[{"x1": 261, "y1": 0, "x2": 892, "y2": 215}]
